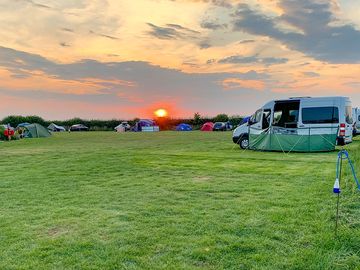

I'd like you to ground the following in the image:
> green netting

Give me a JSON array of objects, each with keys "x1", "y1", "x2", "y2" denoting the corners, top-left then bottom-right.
[{"x1": 249, "y1": 129, "x2": 337, "y2": 152}]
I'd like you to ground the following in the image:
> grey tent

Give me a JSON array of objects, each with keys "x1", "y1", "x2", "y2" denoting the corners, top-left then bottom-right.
[
  {"x1": 48, "y1": 123, "x2": 66, "y2": 132},
  {"x1": 24, "y1": 123, "x2": 51, "y2": 138}
]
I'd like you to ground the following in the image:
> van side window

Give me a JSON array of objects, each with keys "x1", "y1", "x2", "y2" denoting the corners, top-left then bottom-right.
[
  {"x1": 273, "y1": 101, "x2": 299, "y2": 128},
  {"x1": 346, "y1": 106, "x2": 353, "y2": 124},
  {"x1": 302, "y1": 107, "x2": 339, "y2": 124}
]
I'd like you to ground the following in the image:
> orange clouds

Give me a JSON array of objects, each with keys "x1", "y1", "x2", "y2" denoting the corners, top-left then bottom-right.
[
  {"x1": 0, "y1": 68, "x2": 99, "y2": 95},
  {"x1": 222, "y1": 78, "x2": 265, "y2": 91},
  {"x1": 0, "y1": 91, "x2": 141, "y2": 120},
  {"x1": 0, "y1": 68, "x2": 136, "y2": 95}
]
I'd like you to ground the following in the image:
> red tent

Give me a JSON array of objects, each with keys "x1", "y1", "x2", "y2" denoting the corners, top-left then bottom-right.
[{"x1": 201, "y1": 122, "x2": 214, "y2": 131}]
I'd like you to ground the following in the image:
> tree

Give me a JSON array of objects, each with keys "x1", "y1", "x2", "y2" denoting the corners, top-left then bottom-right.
[
  {"x1": 228, "y1": 115, "x2": 243, "y2": 127},
  {"x1": 1, "y1": 115, "x2": 47, "y2": 127},
  {"x1": 213, "y1": 113, "x2": 229, "y2": 122},
  {"x1": 193, "y1": 112, "x2": 201, "y2": 125}
]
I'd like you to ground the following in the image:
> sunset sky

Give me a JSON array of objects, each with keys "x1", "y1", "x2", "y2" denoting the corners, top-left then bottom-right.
[{"x1": 1, "y1": 0, "x2": 360, "y2": 120}]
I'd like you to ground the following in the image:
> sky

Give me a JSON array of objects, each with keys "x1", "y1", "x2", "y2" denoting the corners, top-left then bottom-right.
[{"x1": 0, "y1": 0, "x2": 360, "y2": 120}]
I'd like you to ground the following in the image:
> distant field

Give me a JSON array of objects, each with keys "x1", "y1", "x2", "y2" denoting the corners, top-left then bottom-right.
[{"x1": 1, "y1": 131, "x2": 360, "y2": 269}]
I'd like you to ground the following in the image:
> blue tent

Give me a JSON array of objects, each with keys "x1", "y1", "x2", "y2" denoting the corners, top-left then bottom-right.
[
  {"x1": 133, "y1": 119, "x2": 156, "y2": 132},
  {"x1": 241, "y1": 117, "x2": 250, "y2": 125},
  {"x1": 176, "y1": 123, "x2": 192, "y2": 131},
  {"x1": 17, "y1": 122, "x2": 31, "y2": 127}
]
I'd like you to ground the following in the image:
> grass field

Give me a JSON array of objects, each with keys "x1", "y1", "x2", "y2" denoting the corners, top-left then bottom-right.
[{"x1": 1, "y1": 131, "x2": 360, "y2": 269}]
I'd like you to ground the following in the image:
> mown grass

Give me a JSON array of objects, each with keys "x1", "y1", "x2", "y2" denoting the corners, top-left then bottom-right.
[{"x1": 0, "y1": 131, "x2": 359, "y2": 269}]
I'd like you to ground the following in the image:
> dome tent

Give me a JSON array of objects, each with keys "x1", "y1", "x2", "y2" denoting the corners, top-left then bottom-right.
[
  {"x1": 48, "y1": 123, "x2": 66, "y2": 132},
  {"x1": 24, "y1": 123, "x2": 51, "y2": 138},
  {"x1": 201, "y1": 122, "x2": 214, "y2": 131},
  {"x1": 133, "y1": 119, "x2": 159, "y2": 132},
  {"x1": 241, "y1": 116, "x2": 251, "y2": 125},
  {"x1": 176, "y1": 123, "x2": 192, "y2": 131},
  {"x1": 17, "y1": 122, "x2": 31, "y2": 128},
  {"x1": 115, "y1": 122, "x2": 130, "y2": 132}
]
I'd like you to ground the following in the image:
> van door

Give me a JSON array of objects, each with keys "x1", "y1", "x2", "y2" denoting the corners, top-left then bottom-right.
[
  {"x1": 248, "y1": 109, "x2": 267, "y2": 149},
  {"x1": 272, "y1": 100, "x2": 300, "y2": 132},
  {"x1": 249, "y1": 109, "x2": 263, "y2": 135}
]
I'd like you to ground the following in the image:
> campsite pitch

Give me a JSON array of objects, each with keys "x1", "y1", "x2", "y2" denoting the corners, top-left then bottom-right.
[{"x1": 0, "y1": 132, "x2": 360, "y2": 269}]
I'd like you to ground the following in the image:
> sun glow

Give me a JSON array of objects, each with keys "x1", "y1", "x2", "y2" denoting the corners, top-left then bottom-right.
[{"x1": 154, "y1": 108, "x2": 168, "y2": 118}]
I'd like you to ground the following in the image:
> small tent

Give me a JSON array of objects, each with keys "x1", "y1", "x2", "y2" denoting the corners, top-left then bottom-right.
[
  {"x1": 17, "y1": 122, "x2": 31, "y2": 128},
  {"x1": 48, "y1": 123, "x2": 66, "y2": 132},
  {"x1": 241, "y1": 116, "x2": 250, "y2": 125},
  {"x1": 201, "y1": 122, "x2": 214, "y2": 131},
  {"x1": 24, "y1": 123, "x2": 51, "y2": 138},
  {"x1": 176, "y1": 123, "x2": 192, "y2": 131},
  {"x1": 115, "y1": 122, "x2": 130, "y2": 132},
  {"x1": 115, "y1": 125, "x2": 125, "y2": 132},
  {"x1": 133, "y1": 119, "x2": 159, "y2": 132}
]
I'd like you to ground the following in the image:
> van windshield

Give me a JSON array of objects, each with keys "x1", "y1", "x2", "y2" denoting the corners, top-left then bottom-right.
[
  {"x1": 302, "y1": 107, "x2": 339, "y2": 124},
  {"x1": 250, "y1": 109, "x2": 262, "y2": 124}
]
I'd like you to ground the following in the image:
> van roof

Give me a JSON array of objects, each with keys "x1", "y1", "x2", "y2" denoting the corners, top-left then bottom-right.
[
  {"x1": 261, "y1": 96, "x2": 350, "y2": 110},
  {"x1": 283, "y1": 96, "x2": 350, "y2": 102}
]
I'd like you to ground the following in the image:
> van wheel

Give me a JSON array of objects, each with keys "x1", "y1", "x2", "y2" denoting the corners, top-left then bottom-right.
[{"x1": 239, "y1": 136, "x2": 249, "y2": 149}]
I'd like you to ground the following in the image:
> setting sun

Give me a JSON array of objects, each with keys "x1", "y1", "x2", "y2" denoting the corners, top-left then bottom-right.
[{"x1": 154, "y1": 108, "x2": 168, "y2": 118}]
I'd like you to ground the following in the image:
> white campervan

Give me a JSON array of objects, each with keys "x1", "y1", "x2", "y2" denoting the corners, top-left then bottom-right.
[{"x1": 233, "y1": 96, "x2": 353, "y2": 149}]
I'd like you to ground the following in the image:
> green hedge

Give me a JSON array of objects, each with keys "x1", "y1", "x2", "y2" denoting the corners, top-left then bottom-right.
[{"x1": 1, "y1": 115, "x2": 246, "y2": 131}]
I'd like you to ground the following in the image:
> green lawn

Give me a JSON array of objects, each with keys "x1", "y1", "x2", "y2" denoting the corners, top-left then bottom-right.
[{"x1": 1, "y1": 131, "x2": 360, "y2": 269}]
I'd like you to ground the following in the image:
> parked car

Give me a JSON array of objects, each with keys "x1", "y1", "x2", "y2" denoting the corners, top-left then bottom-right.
[
  {"x1": 353, "y1": 123, "x2": 357, "y2": 137},
  {"x1": 70, "y1": 124, "x2": 89, "y2": 131},
  {"x1": 213, "y1": 122, "x2": 233, "y2": 131},
  {"x1": 213, "y1": 122, "x2": 226, "y2": 131}
]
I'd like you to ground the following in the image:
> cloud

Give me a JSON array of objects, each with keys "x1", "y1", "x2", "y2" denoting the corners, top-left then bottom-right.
[
  {"x1": 232, "y1": 1, "x2": 360, "y2": 63},
  {"x1": 239, "y1": 39, "x2": 255, "y2": 44},
  {"x1": 0, "y1": 46, "x2": 272, "y2": 118},
  {"x1": 147, "y1": 23, "x2": 181, "y2": 40},
  {"x1": 166, "y1": 24, "x2": 200, "y2": 34},
  {"x1": 147, "y1": 22, "x2": 200, "y2": 40},
  {"x1": 59, "y1": 42, "x2": 71, "y2": 47},
  {"x1": 222, "y1": 78, "x2": 265, "y2": 91},
  {"x1": 61, "y1": 28, "x2": 74, "y2": 33},
  {"x1": 211, "y1": 0, "x2": 233, "y2": 8},
  {"x1": 344, "y1": 82, "x2": 360, "y2": 89},
  {"x1": 200, "y1": 20, "x2": 228, "y2": 30},
  {"x1": 0, "y1": 45, "x2": 269, "y2": 83},
  {"x1": 18, "y1": 0, "x2": 52, "y2": 9},
  {"x1": 302, "y1": 71, "x2": 320, "y2": 77},
  {"x1": 1, "y1": 0, "x2": 121, "y2": 53},
  {"x1": 199, "y1": 40, "x2": 211, "y2": 49},
  {"x1": 89, "y1": 30, "x2": 119, "y2": 40},
  {"x1": 147, "y1": 22, "x2": 210, "y2": 48},
  {"x1": 219, "y1": 55, "x2": 288, "y2": 66},
  {"x1": 169, "y1": 0, "x2": 233, "y2": 8}
]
